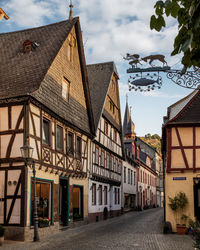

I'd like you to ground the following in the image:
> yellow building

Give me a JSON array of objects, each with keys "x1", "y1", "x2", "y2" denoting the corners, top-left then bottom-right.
[{"x1": 162, "y1": 89, "x2": 200, "y2": 232}]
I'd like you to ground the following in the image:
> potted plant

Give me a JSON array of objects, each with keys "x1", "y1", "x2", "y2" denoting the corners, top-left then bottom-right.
[
  {"x1": 188, "y1": 219, "x2": 200, "y2": 249},
  {"x1": 0, "y1": 225, "x2": 5, "y2": 246},
  {"x1": 168, "y1": 191, "x2": 188, "y2": 235}
]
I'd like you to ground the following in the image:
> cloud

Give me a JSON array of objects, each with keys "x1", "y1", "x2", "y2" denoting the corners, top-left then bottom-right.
[{"x1": 141, "y1": 90, "x2": 184, "y2": 99}]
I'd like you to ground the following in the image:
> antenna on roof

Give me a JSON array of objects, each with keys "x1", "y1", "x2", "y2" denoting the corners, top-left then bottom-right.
[{"x1": 69, "y1": 0, "x2": 74, "y2": 20}]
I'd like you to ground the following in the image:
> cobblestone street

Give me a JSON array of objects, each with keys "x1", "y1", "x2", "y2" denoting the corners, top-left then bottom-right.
[{"x1": 2, "y1": 208, "x2": 193, "y2": 250}]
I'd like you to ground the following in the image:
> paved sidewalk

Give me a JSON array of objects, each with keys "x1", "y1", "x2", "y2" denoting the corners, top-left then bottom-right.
[{"x1": 1, "y1": 208, "x2": 194, "y2": 250}]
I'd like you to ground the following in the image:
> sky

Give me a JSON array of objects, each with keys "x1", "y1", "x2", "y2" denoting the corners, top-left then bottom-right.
[{"x1": 0, "y1": 0, "x2": 193, "y2": 136}]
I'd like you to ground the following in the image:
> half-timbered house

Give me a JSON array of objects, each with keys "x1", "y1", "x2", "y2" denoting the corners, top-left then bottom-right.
[
  {"x1": 87, "y1": 62, "x2": 123, "y2": 222},
  {"x1": 162, "y1": 89, "x2": 200, "y2": 232},
  {"x1": 0, "y1": 17, "x2": 95, "y2": 240}
]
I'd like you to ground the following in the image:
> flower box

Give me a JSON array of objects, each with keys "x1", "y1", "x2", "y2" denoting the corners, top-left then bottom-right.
[
  {"x1": 176, "y1": 224, "x2": 186, "y2": 235},
  {"x1": 38, "y1": 217, "x2": 50, "y2": 228}
]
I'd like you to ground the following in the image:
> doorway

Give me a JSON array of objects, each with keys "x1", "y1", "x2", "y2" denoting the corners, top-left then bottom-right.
[
  {"x1": 73, "y1": 185, "x2": 83, "y2": 221},
  {"x1": 59, "y1": 178, "x2": 69, "y2": 226},
  {"x1": 194, "y1": 181, "x2": 200, "y2": 221}
]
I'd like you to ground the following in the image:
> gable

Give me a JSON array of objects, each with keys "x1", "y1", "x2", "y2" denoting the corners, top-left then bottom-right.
[
  {"x1": 172, "y1": 92, "x2": 200, "y2": 124},
  {"x1": 0, "y1": 19, "x2": 76, "y2": 100},
  {"x1": 103, "y1": 73, "x2": 121, "y2": 131},
  {"x1": 31, "y1": 21, "x2": 94, "y2": 136}
]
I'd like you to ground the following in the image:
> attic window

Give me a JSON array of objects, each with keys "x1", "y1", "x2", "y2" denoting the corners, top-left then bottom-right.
[{"x1": 23, "y1": 40, "x2": 32, "y2": 53}]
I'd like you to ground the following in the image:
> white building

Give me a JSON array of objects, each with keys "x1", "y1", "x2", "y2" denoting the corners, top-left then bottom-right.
[{"x1": 87, "y1": 62, "x2": 124, "y2": 222}]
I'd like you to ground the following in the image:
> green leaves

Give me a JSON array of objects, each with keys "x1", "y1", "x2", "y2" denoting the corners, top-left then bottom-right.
[{"x1": 150, "y1": 0, "x2": 200, "y2": 70}]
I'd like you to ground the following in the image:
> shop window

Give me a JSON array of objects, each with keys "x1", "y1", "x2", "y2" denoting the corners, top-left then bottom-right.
[
  {"x1": 42, "y1": 118, "x2": 50, "y2": 145},
  {"x1": 76, "y1": 136, "x2": 82, "y2": 159},
  {"x1": 92, "y1": 183, "x2": 96, "y2": 205},
  {"x1": 56, "y1": 125, "x2": 63, "y2": 151},
  {"x1": 31, "y1": 180, "x2": 52, "y2": 226},
  {"x1": 73, "y1": 186, "x2": 83, "y2": 221},
  {"x1": 62, "y1": 77, "x2": 70, "y2": 100},
  {"x1": 104, "y1": 186, "x2": 107, "y2": 205},
  {"x1": 67, "y1": 132, "x2": 74, "y2": 155},
  {"x1": 99, "y1": 185, "x2": 102, "y2": 205}
]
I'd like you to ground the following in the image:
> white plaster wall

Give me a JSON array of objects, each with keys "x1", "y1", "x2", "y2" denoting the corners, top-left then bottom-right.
[
  {"x1": 88, "y1": 179, "x2": 110, "y2": 213},
  {"x1": 122, "y1": 161, "x2": 137, "y2": 195}
]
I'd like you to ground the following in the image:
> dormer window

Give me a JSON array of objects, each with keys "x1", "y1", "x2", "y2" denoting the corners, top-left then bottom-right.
[{"x1": 23, "y1": 40, "x2": 32, "y2": 53}]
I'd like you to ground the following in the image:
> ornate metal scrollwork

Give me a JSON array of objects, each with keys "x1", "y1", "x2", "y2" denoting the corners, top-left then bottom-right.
[
  {"x1": 166, "y1": 69, "x2": 200, "y2": 89},
  {"x1": 124, "y1": 52, "x2": 200, "y2": 91}
]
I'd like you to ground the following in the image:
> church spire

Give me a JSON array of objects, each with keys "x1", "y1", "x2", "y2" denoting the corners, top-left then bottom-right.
[
  {"x1": 69, "y1": 0, "x2": 73, "y2": 20},
  {"x1": 123, "y1": 98, "x2": 136, "y2": 139}
]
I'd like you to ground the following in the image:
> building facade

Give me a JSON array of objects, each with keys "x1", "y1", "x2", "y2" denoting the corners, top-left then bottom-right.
[
  {"x1": 87, "y1": 62, "x2": 123, "y2": 222},
  {"x1": 162, "y1": 89, "x2": 200, "y2": 232},
  {"x1": 0, "y1": 17, "x2": 96, "y2": 240},
  {"x1": 122, "y1": 101, "x2": 158, "y2": 210}
]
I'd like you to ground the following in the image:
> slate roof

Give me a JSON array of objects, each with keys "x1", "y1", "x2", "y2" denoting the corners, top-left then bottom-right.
[
  {"x1": 164, "y1": 88, "x2": 200, "y2": 125},
  {"x1": 87, "y1": 62, "x2": 115, "y2": 131},
  {"x1": 167, "y1": 89, "x2": 198, "y2": 122},
  {"x1": 0, "y1": 18, "x2": 95, "y2": 136},
  {"x1": 0, "y1": 18, "x2": 77, "y2": 99}
]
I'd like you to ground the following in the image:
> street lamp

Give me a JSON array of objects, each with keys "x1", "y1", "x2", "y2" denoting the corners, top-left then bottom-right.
[{"x1": 20, "y1": 144, "x2": 39, "y2": 242}]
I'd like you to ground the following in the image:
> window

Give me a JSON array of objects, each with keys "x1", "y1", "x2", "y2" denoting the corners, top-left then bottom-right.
[
  {"x1": 92, "y1": 184, "x2": 96, "y2": 205},
  {"x1": 115, "y1": 188, "x2": 120, "y2": 205},
  {"x1": 42, "y1": 118, "x2": 50, "y2": 145},
  {"x1": 56, "y1": 125, "x2": 63, "y2": 150},
  {"x1": 95, "y1": 147, "x2": 99, "y2": 165},
  {"x1": 104, "y1": 186, "x2": 108, "y2": 205},
  {"x1": 115, "y1": 188, "x2": 117, "y2": 204},
  {"x1": 134, "y1": 172, "x2": 136, "y2": 185},
  {"x1": 128, "y1": 169, "x2": 130, "y2": 184},
  {"x1": 76, "y1": 136, "x2": 82, "y2": 159},
  {"x1": 106, "y1": 153, "x2": 109, "y2": 169},
  {"x1": 67, "y1": 34, "x2": 73, "y2": 62},
  {"x1": 62, "y1": 78, "x2": 70, "y2": 100},
  {"x1": 104, "y1": 121, "x2": 108, "y2": 136},
  {"x1": 114, "y1": 130, "x2": 117, "y2": 143},
  {"x1": 115, "y1": 158, "x2": 118, "y2": 172},
  {"x1": 110, "y1": 156, "x2": 114, "y2": 171},
  {"x1": 124, "y1": 167, "x2": 126, "y2": 183},
  {"x1": 99, "y1": 185, "x2": 102, "y2": 205},
  {"x1": 118, "y1": 161, "x2": 122, "y2": 174},
  {"x1": 131, "y1": 170, "x2": 133, "y2": 185},
  {"x1": 101, "y1": 150, "x2": 105, "y2": 167},
  {"x1": 31, "y1": 180, "x2": 52, "y2": 225},
  {"x1": 67, "y1": 132, "x2": 74, "y2": 155}
]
